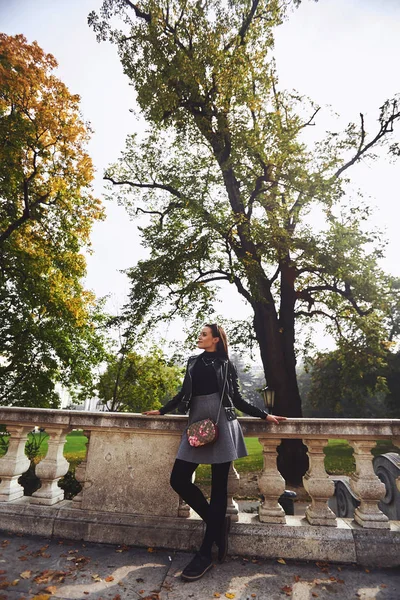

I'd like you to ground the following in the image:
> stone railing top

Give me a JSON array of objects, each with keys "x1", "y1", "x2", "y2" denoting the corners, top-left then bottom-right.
[{"x1": 0, "y1": 407, "x2": 399, "y2": 439}]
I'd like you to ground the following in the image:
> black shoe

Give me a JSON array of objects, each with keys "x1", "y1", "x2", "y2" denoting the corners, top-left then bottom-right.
[
  {"x1": 181, "y1": 552, "x2": 213, "y2": 581},
  {"x1": 217, "y1": 516, "x2": 231, "y2": 563}
]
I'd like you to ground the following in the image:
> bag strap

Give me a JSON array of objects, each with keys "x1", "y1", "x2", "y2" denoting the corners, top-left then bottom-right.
[{"x1": 215, "y1": 361, "x2": 229, "y2": 425}]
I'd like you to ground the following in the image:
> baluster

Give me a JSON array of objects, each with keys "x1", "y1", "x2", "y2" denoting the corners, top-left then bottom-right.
[
  {"x1": 258, "y1": 438, "x2": 286, "y2": 523},
  {"x1": 178, "y1": 497, "x2": 191, "y2": 518},
  {"x1": 72, "y1": 430, "x2": 91, "y2": 506},
  {"x1": 395, "y1": 438, "x2": 400, "y2": 495},
  {"x1": 226, "y1": 463, "x2": 240, "y2": 522},
  {"x1": 303, "y1": 439, "x2": 336, "y2": 526},
  {"x1": 31, "y1": 427, "x2": 70, "y2": 505},
  {"x1": 349, "y1": 440, "x2": 389, "y2": 528},
  {"x1": 0, "y1": 426, "x2": 31, "y2": 501}
]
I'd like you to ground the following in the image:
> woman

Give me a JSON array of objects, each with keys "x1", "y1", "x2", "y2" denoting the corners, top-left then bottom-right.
[{"x1": 143, "y1": 323, "x2": 286, "y2": 581}]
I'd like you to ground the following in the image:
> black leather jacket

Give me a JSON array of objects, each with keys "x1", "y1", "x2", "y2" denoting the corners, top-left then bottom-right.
[{"x1": 159, "y1": 355, "x2": 269, "y2": 421}]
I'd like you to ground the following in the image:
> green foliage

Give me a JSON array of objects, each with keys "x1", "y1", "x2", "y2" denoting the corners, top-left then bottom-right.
[
  {"x1": 305, "y1": 344, "x2": 400, "y2": 418},
  {"x1": 97, "y1": 346, "x2": 184, "y2": 412},
  {"x1": 0, "y1": 34, "x2": 108, "y2": 406}
]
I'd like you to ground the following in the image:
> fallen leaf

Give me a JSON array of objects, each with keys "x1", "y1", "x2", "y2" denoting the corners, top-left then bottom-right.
[
  {"x1": 20, "y1": 571, "x2": 32, "y2": 579},
  {"x1": 34, "y1": 571, "x2": 65, "y2": 585},
  {"x1": 11, "y1": 579, "x2": 19, "y2": 586},
  {"x1": 225, "y1": 594, "x2": 235, "y2": 599},
  {"x1": 294, "y1": 575, "x2": 301, "y2": 583},
  {"x1": 139, "y1": 591, "x2": 145, "y2": 595},
  {"x1": 312, "y1": 594, "x2": 319, "y2": 598},
  {"x1": 44, "y1": 586, "x2": 58, "y2": 594},
  {"x1": 365, "y1": 569, "x2": 370, "y2": 573},
  {"x1": 147, "y1": 547, "x2": 154, "y2": 553},
  {"x1": 213, "y1": 594, "x2": 221, "y2": 598},
  {"x1": 251, "y1": 595, "x2": 257, "y2": 598},
  {"x1": 34, "y1": 571, "x2": 55, "y2": 584},
  {"x1": 91, "y1": 574, "x2": 102, "y2": 582},
  {"x1": 277, "y1": 558, "x2": 286, "y2": 565},
  {"x1": 112, "y1": 596, "x2": 121, "y2": 600},
  {"x1": 31, "y1": 596, "x2": 51, "y2": 600},
  {"x1": 0, "y1": 581, "x2": 11, "y2": 589},
  {"x1": 105, "y1": 576, "x2": 115, "y2": 582},
  {"x1": 381, "y1": 584, "x2": 387, "y2": 588}
]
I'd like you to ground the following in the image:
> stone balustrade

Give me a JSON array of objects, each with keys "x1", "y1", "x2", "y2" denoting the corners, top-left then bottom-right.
[{"x1": 0, "y1": 407, "x2": 399, "y2": 567}]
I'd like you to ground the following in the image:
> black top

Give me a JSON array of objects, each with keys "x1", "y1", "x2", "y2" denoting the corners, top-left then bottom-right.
[{"x1": 191, "y1": 352, "x2": 220, "y2": 396}]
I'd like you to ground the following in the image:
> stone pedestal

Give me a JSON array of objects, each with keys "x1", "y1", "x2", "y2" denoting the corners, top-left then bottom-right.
[
  {"x1": 258, "y1": 437, "x2": 286, "y2": 524},
  {"x1": 81, "y1": 430, "x2": 181, "y2": 517},
  {"x1": 0, "y1": 426, "x2": 31, "y2": 501},
  {"x1": 31, "y1": 427, "x2": 70, "y2": 506},
  {"x1": 303, "y1": 438, "x2": 336, "y2": 526},
  {"x1": 349, "y1": 440, "x2": 389, "y2": 529}
]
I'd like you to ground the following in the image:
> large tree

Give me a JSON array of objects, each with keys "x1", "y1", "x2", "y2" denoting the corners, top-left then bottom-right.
[
  {"x1": 90, "y1": 0, "x2": 400, "y2": 481},
  {"x1": 98, "y1": 346, "x2": 183, "y2": 412},
  {"x1": 0, "y1": 34, "x2": 107, "y2": 406}
]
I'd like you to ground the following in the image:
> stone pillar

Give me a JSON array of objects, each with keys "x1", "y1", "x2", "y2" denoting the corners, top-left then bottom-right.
[
  {"x1": 258, "y1": 438, "x2": 286, "y2": 524},
  {"x1": 349, "y1": 440, "x2": 389, "y2": 529},
  {"x1": 302, "y1": 438, "x2": 336, "y2": 526},
  {"x1": 0, "y1": 425, "x2": 31, "y2": 501},
  {"x1": 72, "y1": 430, "x2": 91, "y2": 506},
  {"x1": 31, "y1": 427, "x2": 70, "y2": 506},
  {"x1": 226, "y1": 463, "x2": 240, "y2": 522}
]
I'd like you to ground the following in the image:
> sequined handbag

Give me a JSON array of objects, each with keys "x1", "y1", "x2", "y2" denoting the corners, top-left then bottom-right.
[{"x1": 186, "y1": 362, "x2": 228, "y2": 447}]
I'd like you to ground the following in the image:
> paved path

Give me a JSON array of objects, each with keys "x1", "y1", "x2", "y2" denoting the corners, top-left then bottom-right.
[{"x1": 0, "y1": 532, "x2": 398, "y2": 600}]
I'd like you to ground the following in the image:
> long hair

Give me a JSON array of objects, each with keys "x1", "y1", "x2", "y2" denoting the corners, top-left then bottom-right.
[{"x1": 205, "y1": 323, "x2": 229, "y2": 358}]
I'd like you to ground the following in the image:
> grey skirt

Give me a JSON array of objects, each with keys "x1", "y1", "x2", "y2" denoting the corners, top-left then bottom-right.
[{"x1": 176, "y1": 392, "x2": 248, "y2": 464}]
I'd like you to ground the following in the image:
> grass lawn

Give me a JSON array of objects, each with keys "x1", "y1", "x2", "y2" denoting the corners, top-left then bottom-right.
[{"x1": 0, "y1": 431, "x2": 398, "y2": 483}]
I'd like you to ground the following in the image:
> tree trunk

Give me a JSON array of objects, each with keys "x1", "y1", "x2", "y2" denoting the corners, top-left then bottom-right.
[{"x1": 251, "y1": 262, "x2": 308, "y2": 485}]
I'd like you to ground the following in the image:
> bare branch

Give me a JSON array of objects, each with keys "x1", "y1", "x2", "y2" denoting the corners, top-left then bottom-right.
[
  {"x1": 270, "y1": 265, "x2": 281, "y2": 285},
  {"x1": 334, "y1": 103, "x2": 400, "y2": 179},
  {"x1": 104, "y1": 175, "x2": 182, "y2": 199},
  {"x1": 224, "y1": 0, "x2": 260, "y2": 51},
  {"x1": 295, "y1": 309, "x2": 344, "y2": 337},
  {"x1": 299, "y1": 106, "x2": 320, "y2": 129},
  {"x1": 299, "y1": 284, "x2": 373, "y2": 317},
  {"x1": 122, "y1": 0, "x2": 151, "y2": 23}
]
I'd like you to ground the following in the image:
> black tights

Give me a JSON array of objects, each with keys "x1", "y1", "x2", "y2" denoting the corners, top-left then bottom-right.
[{"x1": 170, "y1": 458, "x2": 231, "y2": 558}]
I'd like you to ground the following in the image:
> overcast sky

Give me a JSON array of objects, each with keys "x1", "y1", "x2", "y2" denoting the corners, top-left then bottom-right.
[{"x1": 1, "y1": 0, "x2": 400, "y2": 351}]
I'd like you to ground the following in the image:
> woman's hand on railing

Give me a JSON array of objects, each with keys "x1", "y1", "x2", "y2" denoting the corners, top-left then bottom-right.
[
  {"x1": 142, "y1": 410, "x2": 161, "y2": 416},
  {"x1": 266, "y1": 414, "x2": 287, "y2": 424}
]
